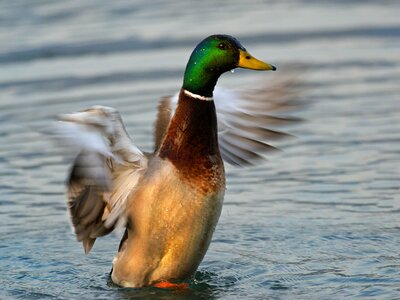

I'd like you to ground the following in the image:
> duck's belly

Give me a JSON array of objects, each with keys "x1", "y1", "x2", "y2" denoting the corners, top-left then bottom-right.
[{"x1": 111, "y1": 159, "x2": 225, "y2": 287}]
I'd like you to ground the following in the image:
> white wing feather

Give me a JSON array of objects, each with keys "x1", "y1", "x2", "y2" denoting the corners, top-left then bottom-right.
[{"x1": 54, "y1": 106, "x2": 147, "y2": 253}]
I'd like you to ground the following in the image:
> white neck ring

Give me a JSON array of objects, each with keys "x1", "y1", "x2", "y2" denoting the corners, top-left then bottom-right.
[{"x1": 183, "y1": 89, "x2": 213, "y2": 101}]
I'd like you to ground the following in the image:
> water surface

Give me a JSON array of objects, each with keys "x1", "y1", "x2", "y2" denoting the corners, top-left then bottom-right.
[{"x1": 1, "y1": 1, "x2": 400, "y2": 299}]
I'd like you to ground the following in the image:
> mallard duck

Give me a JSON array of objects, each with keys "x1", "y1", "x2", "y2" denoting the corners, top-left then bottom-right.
[{"x1": 57, "y1": 34, "x2": 293, "y2": 288}]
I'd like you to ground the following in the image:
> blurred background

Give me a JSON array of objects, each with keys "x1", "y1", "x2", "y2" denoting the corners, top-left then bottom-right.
[{"x1": 1, "y1": 0, "x2": 399, "y2": 299}]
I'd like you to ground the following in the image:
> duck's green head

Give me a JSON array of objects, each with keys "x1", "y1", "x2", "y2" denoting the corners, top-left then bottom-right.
[{"x1": 182, "y1": 34, "x2": 276, "y2": 97}]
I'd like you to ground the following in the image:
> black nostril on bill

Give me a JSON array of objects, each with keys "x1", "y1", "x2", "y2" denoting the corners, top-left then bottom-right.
[{"x1": 245, "y1": 56, "x2": 251, "y2": 59}]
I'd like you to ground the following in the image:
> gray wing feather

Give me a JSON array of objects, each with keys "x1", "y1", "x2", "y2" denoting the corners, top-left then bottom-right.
[
  {"x1": 56, "y1": 106, "x2": 147, "y2": 254},
  {"x1": 164, "y1": 75, "x2": 301, "y2": 167},
  {"x1": 66, "y1": 151, "x2": 113, "y2": 254}
]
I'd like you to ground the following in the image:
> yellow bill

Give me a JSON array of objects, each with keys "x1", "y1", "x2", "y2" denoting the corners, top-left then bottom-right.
[{"x1": 238, "y1": 49, "x2": 276, "y2": 71}]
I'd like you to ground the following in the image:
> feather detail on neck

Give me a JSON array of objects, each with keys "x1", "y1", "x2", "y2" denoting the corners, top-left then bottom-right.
[{"x1": 183, "y1": 89, "x2": 214, "y2": 101}]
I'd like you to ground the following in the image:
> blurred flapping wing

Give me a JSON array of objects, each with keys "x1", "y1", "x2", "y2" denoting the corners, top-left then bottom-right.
[
  {"x1": 55, "y1": 106, "x2": 147, "y2": 254},
  {"x1": 162, "y1": 76, "x2": 301, "y2": 166},
  {"x1": 214, "y1": 77, "x2": 301, "y2": 166}
]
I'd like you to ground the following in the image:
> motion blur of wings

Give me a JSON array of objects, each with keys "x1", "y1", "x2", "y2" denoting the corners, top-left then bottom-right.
[
  {"x1": 157, "y1": 73, "x2": 302, "y2": 166},
  {"x1": 53, "y1": 71, "x2": 303, "y2": 254}
]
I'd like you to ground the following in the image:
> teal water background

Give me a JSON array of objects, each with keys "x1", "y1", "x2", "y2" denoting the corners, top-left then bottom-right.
[{"x1": 1, "y1": 1, "x2": 400, "y2": 299}]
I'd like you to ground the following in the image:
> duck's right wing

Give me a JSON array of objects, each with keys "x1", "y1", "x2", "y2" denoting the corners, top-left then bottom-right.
[{"x1": 55, "y1": 106, "x2": 148, "y2": 254}]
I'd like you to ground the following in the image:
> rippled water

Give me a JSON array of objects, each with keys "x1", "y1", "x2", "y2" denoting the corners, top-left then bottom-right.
[{"x1": 1, "y1": 1, "x2": 400, "y2": 299}]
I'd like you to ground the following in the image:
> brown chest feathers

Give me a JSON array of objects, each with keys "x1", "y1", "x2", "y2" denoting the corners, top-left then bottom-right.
[{"x1": 159, "y1": 90, "x2": 225, "y2": 194}]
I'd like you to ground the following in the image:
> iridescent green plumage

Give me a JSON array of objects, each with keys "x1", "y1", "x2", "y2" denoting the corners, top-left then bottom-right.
[
  {"x1": 182, "y1": 35, "x2": 246, "y2": 97},
  {"x1": 182, "y1": 34, "x2": 276, "y2": 97}
]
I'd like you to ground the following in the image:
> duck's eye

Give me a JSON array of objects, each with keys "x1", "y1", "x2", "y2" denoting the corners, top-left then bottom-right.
[{"x1": 218, "y1": 43, "x2": 226, "y2": 50}]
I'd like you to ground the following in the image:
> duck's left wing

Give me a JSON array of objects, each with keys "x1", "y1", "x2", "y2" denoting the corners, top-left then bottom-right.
[
  {"x1": 213, "y1": 80, "x2": 300, "y2": 166},
  {"x1": 55, "y1": 106, "x2": 147, "y2": 254},
  {"x1": 155, "y1": 78, "x2": 300, "y2": 166}
]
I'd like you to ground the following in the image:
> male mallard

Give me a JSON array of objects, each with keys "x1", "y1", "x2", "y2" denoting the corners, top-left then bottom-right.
[{"x1": 57, "y1": 34, "x2": 291, "y2": 288}]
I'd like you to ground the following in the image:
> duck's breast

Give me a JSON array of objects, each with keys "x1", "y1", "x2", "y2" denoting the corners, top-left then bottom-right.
[{"x1": 112, "y1": 157, "x2": 225, "y2": 287}]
